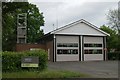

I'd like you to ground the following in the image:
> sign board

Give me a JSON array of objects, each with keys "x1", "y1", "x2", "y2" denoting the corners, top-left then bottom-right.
[{"x1": 21, "y1": 56, "x2": 39, "y2": 67}]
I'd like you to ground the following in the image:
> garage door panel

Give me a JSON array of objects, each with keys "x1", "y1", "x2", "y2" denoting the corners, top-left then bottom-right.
[
  {"x1": 56, "y1": 36, "x2": 79, "y2": 61},
  {"x1": 84, "y1": 37, "x2": 103, "y2": 43},
  {"x1": 56, "y1": 36, "x2": 79, "y2": 43},
  {"x1": 84, "y1": 36, "x2": 103, "y2": 61},
  {"x1": 57, "y1": 55, "x2": 79, "y2": 61},
  {"x1": 84, "y1": 54, "x2": 103, "y2": 61}
]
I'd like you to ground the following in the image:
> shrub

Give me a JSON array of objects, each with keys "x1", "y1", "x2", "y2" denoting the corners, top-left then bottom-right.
[
  {"x1": 107, "y1": 52, "x2": 120, "y2": 60},
  {"x1": 2, "y1": 50, "x2": 48, "y2": 72}
]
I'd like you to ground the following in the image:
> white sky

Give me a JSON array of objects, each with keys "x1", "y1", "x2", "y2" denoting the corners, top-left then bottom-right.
[{"x1": 29, "y1": 0, "x2": 119, "y2": 34}]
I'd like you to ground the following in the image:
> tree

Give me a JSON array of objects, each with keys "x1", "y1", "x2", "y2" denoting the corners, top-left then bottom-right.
[
  {"x1": 27, "y1": 4, "x2": 44, "y2": 43},
  {"x1": 2, "y1": 2, "x2": 44, "y2": 51},
  {"x1": 107, "y1": 9, "x2": 120, "y2": 35},
  {"x1": 100, "y1": 25, "x2": 118, "y2": 52},
  {"x1": 107, "y1": 9, "x2": 120, "y2": 51}
]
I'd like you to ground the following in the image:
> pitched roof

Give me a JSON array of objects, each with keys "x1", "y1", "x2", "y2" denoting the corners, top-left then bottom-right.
[{"x1": 49, "y1": 19, "x2": 110, "y2": 36}]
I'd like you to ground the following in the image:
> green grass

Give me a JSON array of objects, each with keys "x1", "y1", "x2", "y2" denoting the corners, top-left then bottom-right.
[{"x1": 3, "y1": 70, "x2": 90, "y2": 78}]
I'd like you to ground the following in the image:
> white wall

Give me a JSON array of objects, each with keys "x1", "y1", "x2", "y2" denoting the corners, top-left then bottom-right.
[{"x1": 55, "y1": 23, "x2": 106, "y2": 36}]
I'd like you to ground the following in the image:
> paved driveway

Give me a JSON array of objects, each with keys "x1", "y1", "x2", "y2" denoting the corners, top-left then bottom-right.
[{"x1": 48, "y1": 61, "x2": 118, "y2": 78}]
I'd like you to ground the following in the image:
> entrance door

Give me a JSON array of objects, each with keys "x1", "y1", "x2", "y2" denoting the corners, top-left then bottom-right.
[{"x1": 56, "y1": 36, "x2": 79, "y2": 61}]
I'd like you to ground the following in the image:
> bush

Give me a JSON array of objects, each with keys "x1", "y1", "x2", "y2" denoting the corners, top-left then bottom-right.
[
  {"x1": 2, "y1": 50, "x2": 48, "y2": 72},
  {"x1": 107, "y1": 52, "x2": 120, "y2": 60}
]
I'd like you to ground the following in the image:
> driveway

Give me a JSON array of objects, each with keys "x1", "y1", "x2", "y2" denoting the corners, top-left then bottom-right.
[{"x1": 48, "y1": 61, "x2": 118, "y2": 78}]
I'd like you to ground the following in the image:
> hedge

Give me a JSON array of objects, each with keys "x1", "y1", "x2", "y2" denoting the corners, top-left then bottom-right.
[
  {"x1": 107, "y1": 52, "x2": 120, "y2": 60},
  {"x1": 2, "y1": 50, "x2": 48, "y2": 72}
]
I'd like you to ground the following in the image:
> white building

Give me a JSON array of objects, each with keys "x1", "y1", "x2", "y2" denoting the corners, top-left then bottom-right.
[{"x1": 41, "y1": 19, "x2": 109, "y2": 62}]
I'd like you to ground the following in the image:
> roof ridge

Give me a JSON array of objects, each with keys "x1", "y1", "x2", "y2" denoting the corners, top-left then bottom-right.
[
  {"x1": 50, "y1": 19, "x2": 84, "y2": 33},
  {"x1": 48, "y1": 19, "x2": 109, "y2": 36}
]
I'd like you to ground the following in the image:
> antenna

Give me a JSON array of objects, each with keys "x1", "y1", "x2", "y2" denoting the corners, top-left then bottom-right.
[
  {"x1": 53, "y1": 24, "x2": 55, "y2": 33},
  {"x1": 56, "y1": 6, "x2": 58, "y2": 29}
]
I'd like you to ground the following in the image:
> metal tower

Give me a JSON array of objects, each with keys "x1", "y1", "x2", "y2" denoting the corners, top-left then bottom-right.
[{"x1": 17, "y1": 13, "x2": 27, "y2": 43}]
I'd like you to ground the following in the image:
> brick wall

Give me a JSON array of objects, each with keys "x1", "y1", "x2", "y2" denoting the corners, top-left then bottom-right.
[
  {"x1": 16, "y1": 43, "x2": 46, "y2": 52},
  {"x1": 46, "y1": 41, "x2": 53, "y2": 61}
]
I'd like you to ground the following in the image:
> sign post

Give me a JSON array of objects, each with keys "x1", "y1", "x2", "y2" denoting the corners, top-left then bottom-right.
[{"x1": 21, "y1": 57, "x2": 39, "y2": 67}]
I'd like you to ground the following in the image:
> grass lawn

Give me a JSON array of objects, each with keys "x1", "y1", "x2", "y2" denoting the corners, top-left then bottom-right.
[{"x1": 3, "y1": 70, "x2": 90, "y2": 78}]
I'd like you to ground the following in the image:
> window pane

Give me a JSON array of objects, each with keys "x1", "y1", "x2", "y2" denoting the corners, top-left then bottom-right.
[
  {"x1": 57, "y1": 50, "x2": 62, "y2": 54},
  {"x1": 63, "y1": 50, "x2": 68, "y2": 54},
  {"x1": 98, "y1": 44, "x2": 102, "y2": 47},
  {"x1": 57, "y1": 43, "x2": 78, "y2": 47},
  {"x1": 74, "y1": 43, "x2": 78, "y2": 47},
  {"x1": 84, "y1": 49, "x2": 102, "y2": 54},
  {"x1": 89, "y1": 50, "x2": 93, "y2": 54},
  {"x1": 84, "y1": 44, "x2": 88, "y2": 47},
  {"x1": 63, "y1": 43, "x2": 67, "y2": 47},
  {"x1": 69, "y1": 44, "x2": 73, "y2": 47},
  {"x1": 72, "y1": 49, "x2": 78, "y2": 54},
  {"x1": 84, "y1": 44, "x2": 102, "y2": 47},
  {"x1": 57, "y1": 49, "x2": 78, "y2": 54},
  {"x1": 71, "y1": 50, "x2": 73, "y2": 54},
  {"x1": 84, "y1": 50, "x2": 88, "y2": 54},
  {"x1": 93, "y1": 50, "x2": 97, "y2": 54},
  {"x1": 68, "y1": 50, "x2": 71, "y2": 54},
  {"x1": 57, "y1": 43, "x2": 62, "y2": 47},
  {"x1": 97, "y1": 50, "x2": 102, "y2": 54}
]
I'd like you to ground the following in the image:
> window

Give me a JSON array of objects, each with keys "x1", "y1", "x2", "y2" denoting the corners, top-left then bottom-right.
[
  {"x1": 84, "y1": 44, "x2": 102, "y2": 47},
  {"x1": 89, "y1": 50, "x2": 93, "y2": 54},
  {"x1": 57, "y1": 49, "x2": 78, "y2": 54},
  {"x1": 72, "y1": 49, "x2": 78, "y2": 54},
  {"x1": 73, "y1": 43, "x2": 78, "y2": 47},
  {"x1": 68, "y1": 50, "x2": 71, "y2": 54},
  {"x1": 57, "y1": 50, "x2": 62, "y2": 54},
  {"x1": 84, "y1": 49, "x2": 102, "y2": 54},
  {"x1": 97, "y1": 44, "x2": 102, "y2": 47},
  {"x1": 63, "y1": 43, "x2": 67, "y2": 47},
  {"x1": 63, "y1": 50, "x2": 68, "y2": 54},
  {"x1": 57, "y1": 43, "x2": 78, "y2": 47},
  {"x1": 84, "y1": 44, "x2": 89, "y2": 47},
  {"x1": 57, "y1": 43, "x2": 62, "y2": 47}
]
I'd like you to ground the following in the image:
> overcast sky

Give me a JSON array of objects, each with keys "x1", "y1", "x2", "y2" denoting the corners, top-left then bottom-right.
[{"x1": 29, "y1": 0, "x2": 119, "y2": 34}]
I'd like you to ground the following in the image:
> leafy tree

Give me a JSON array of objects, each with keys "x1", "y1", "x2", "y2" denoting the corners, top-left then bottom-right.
[
  {"x1": 27, "y1": 4, "x2": 44, "y2": 43},
  {"x1": 100, "y1": 25, "x2": 118, "y2": 52},
  {"x1": 107, "y1": 9, "x2": 120, "y2": 35},
  {"x1": 107, "y1": 9, "x2": 120, "y2": 51},
  {"x1": 2, "y1": 13, "x2": 17, "y2": 51},
  {"x1": 2, "y1": 2, "x2": 44, "y2": 51}
]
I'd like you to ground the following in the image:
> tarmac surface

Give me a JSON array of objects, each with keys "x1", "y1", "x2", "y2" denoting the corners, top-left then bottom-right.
[{"x1": 48, "y1": 61, "x2": 118, "y2": 78}]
